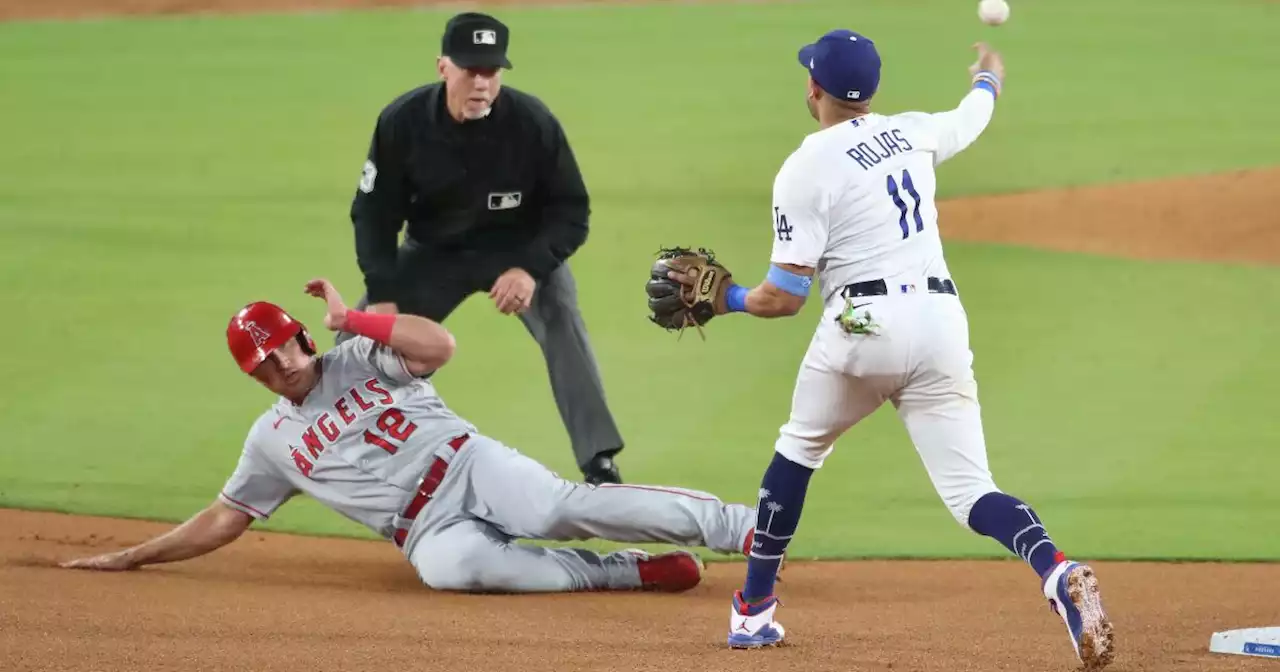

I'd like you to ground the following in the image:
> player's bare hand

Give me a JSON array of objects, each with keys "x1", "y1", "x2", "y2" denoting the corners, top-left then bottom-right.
[
  {"x1": 490, "y1": 268, "x2": 535, "y2": 315},
  {"x1": 665, "y1": 268, "x2": 698, "y2": 290},
  {"x1": 969, "y1": 42, "x2": 1005, "y2": 82},
  {"x1": 304, "y1": 278, "x2": 349, "y2": 331},
  {"x1": 59, "y1": 550, "x2": 136, "y2": 572}
]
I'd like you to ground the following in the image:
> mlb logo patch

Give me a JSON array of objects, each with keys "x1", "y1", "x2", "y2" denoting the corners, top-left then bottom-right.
[
  {"x1": 488, "y1": 191, "x2": 522, "y2": 210},
  {"x1": 473, "y1": 29, "x2": 497, "y2": 45}
]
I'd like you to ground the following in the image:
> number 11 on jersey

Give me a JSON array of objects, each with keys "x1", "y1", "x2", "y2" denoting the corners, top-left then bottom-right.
[{"x1": 887, "y1": 169, "x2": 923, "y2": 240}]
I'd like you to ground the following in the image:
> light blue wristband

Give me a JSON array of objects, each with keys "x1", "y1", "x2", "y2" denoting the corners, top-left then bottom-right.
[
  {"x1": 725, "y1": 284, "x2": 748, "y2": 312},
  {"x1": 766, "y1": 264, "x2": 813, "y2": 297},
  {"x1": 972, "y1": 70, "x2": 1001, "y2": 99}
]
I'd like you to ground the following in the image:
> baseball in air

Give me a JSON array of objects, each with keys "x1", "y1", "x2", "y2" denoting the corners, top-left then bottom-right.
[{"x1": 978, "y1": 0, "x2": 1010, "y2": 25}]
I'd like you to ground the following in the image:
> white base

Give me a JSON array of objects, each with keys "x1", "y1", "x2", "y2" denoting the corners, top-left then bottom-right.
[{"x1": 1210, "y1": 627, "x2": 1280, "y2": 659}]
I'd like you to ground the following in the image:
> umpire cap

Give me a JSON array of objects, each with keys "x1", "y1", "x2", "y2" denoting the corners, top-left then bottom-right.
[{"x1": 441, "y1": 12, "x2": 513, "y2": 69}]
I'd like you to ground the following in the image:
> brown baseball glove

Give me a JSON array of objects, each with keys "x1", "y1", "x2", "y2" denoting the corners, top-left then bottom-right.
[{"x1": 645, "y1": 246, "x2": 734, "y2": 338}]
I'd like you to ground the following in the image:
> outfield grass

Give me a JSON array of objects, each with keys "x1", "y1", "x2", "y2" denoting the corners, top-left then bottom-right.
[{"x1": 1, "y1": 0, "x2": 1277, "y2": 561}]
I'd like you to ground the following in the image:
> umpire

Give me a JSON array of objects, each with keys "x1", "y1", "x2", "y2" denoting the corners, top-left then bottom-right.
[{"x1": 340, "y1": 12, "x2": 625, "y2": 485}]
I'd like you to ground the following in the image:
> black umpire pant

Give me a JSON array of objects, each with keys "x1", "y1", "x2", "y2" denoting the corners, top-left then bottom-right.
[{"x1": 339, "y1": 238, "x2": 624, "y2": 471}]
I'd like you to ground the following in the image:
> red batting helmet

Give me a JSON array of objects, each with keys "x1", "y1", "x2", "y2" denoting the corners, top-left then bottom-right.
[{"x1": 226, "y1": 301, "x2": 317, "y2": 373}]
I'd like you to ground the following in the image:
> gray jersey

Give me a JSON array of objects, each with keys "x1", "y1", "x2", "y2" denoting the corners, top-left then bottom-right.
[{"x1": 218, "y1": 336, "x2": 475, "y2": 541}]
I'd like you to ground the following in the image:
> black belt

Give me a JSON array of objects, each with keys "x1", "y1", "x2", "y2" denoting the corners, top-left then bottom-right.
[{"x1": 840, "y1": 277, "x2": 957, "y2": 299}]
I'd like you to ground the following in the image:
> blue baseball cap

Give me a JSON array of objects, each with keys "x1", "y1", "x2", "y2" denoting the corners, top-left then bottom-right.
[{"x1": 797, "y1": 29, "x2": 881, "y2": 102}]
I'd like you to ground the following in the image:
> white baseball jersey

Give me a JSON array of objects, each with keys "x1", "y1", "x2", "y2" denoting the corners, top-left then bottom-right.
[
  {"x1": 218, "y1": 337, "x2": 475, "y2": 539},
  {"x1": 769, "y1": 87, "x2": 996, "y2": 304},
  {"x1": 767, "y1": 85, "x2": 1004, "y2": 528}
]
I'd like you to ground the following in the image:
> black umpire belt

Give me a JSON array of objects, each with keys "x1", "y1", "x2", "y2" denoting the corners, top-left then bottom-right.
[{"x1": 840, "y1": 277, "x2": 957, "y2": 299}]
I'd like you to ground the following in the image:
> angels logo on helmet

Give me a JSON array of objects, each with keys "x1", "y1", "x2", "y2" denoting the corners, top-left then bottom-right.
[{"x1": 245, "y1": 321, "x2": 271, "y2": 348}]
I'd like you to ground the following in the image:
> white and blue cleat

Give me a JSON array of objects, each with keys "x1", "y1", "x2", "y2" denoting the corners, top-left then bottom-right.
[
  {"x1": 1042, "y1": 560, "x2": 1116, "y2": 670},
  {"x1": 727, "y1": 590, "x2": 786, "y2": 649}
]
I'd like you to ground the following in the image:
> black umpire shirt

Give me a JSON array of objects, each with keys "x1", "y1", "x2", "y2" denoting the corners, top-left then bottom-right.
[{"x1": 349, "y1": 82, "x2": 590, "y2": 305}]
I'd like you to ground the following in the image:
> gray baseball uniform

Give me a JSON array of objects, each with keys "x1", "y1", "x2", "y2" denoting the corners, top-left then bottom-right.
[{"x1": 218, "y1": 336, "x2": 754, "y2": 592}]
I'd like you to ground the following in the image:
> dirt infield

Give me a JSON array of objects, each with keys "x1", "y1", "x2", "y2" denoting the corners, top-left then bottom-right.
[
  {"x1": 940, "y1": 168, "x2": 1280, "y2": 266},
  {"x1": 4, "y1": 508, "x2": 1279, "y2": 672}
]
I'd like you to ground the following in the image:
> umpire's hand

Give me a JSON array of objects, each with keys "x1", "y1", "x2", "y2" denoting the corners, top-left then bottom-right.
[{"x1": 491, "y1": 268, "x2": 536, "y2": 315}]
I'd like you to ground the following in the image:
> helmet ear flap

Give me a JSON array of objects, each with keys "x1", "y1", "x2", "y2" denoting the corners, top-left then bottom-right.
[{"x1": 296, "y1": 330, "x2": 317, "y2": 355}]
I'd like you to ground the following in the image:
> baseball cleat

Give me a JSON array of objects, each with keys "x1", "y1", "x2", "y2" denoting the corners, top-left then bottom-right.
[
  {"x1": 630, "y1": 549, "x2": 704, "y2": 592},
  {"x1": 1043, "y1": 560, "x2": 1115, "y2": 670},
  {"x1": 582, "y1": 454, "x2": 622, "y2": 485},
  {"x1": 727, "y1": 589, "x2": 786, "y2": 649}
]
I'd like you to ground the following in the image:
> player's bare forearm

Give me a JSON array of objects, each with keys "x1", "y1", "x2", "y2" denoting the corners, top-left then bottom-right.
[
  {"x1": 736, "y1": 263, "x2": 813, "y2": 318},
  {"x1": 63, "y1": 501, "x2": 250, "y2": 571},
  {"x1": 387, "y1": 313, "x2": 456, "y2": 375},
  {"x1": 744, "y1": 283, "x2": 807, "y2": 318},
  {"x1": 125, "y1": 502, "x2": 250, "y2": 566}
]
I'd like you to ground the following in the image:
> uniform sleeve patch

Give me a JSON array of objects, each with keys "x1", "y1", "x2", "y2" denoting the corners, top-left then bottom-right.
[{"x1": 359, "y1": 160, "x2": 378, "y2": 194}]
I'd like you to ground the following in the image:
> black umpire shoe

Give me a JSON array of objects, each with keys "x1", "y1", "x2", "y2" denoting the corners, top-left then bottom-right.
[{"x1": 583, "y1": 454, "x2": 623, "y2": 485}]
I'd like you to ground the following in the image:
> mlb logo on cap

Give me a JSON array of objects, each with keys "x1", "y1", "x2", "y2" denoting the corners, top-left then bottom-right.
[
  {"x1": 441, "y1": 12, "x2": 514, "y2": 69},
  {"x1": 797, "y1": 29, "x2": 882, "y2": 102}
]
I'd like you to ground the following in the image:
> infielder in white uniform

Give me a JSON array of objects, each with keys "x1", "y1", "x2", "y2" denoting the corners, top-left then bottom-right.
[
  {"x1": 60, "y1": 278, "x2": 756, "y2": 595},
  {"x1": 660, "y1": 32, "x2": 1115, "y2": 669}
]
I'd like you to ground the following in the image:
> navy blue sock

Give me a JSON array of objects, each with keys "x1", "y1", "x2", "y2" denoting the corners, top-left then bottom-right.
[
  {"x1": 742, "y1": 452, "x2": 815, "y2": 602},
  {"x1": 967, "y1": 492, "x2": 1065, "y2": 578}
]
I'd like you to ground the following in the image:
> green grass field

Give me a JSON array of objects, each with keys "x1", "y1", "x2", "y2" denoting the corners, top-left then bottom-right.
[{"x1": 1, "y1": 0, "x2": 1277, "y2": 561}]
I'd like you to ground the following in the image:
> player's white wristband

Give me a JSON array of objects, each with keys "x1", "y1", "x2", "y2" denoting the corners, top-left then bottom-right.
[{"x1": 971, "y1": 70, "x2": 1002, "y2": 99}]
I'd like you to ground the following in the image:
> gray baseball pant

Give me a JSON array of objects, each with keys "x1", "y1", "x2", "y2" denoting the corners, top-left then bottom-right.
[{"x1": 401, "y1": 435, "x2": 755, "y2": 593}]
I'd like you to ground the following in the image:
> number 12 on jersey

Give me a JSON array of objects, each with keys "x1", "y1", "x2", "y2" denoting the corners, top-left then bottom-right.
[
  {"x1": 887, "y1": 170, "x2": 924, "y2": 240},
  {"x1": 363, "y1": 407, "x2": 417, "y2": 454}
]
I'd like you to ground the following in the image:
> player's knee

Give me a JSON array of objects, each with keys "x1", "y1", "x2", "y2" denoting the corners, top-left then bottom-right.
[
  {"x1": 527, "y1": 500, "x2": 577, "y2": 539},
  {"x1": 774, "y1": 436, "x2": 834, "y2": 470},
  {"x1": 415, "y1": 540, "x2": 494, "y2": 592},
  {"x1": 940, "y1": 481, "x2": 1000, "y2": 528},
  {"x1": 417, "y1": 556, "x2": 477, "y2": 592}
]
